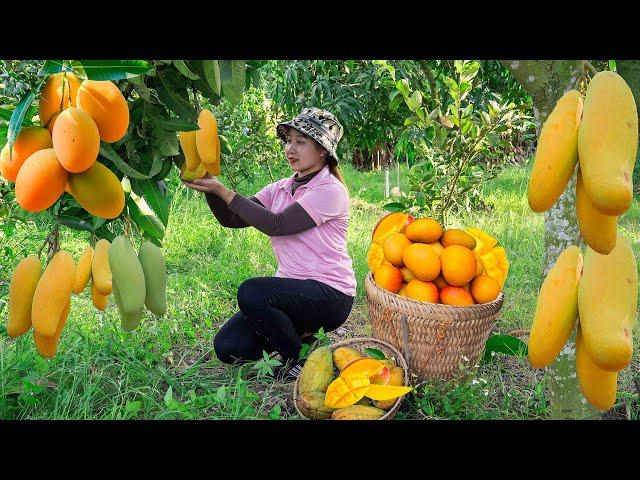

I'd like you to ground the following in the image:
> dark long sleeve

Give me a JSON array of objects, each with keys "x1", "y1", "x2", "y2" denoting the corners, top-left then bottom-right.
[
  {"x1": 205, "y1": 193, "x2": 263, "y2": 228},
  {"x1": 228, "y1": 193, "x2": 317, "y2": 236}
]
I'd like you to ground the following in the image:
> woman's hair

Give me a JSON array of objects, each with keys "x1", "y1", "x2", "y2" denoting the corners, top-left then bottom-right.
[{"x1": 310, "y1": 136, "x2": 348, "y2": 192}]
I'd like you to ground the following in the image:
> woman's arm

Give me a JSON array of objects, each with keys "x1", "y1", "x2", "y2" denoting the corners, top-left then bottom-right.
[{"x1": 205, "y1": 192, "x2": 263, "y2": 228}]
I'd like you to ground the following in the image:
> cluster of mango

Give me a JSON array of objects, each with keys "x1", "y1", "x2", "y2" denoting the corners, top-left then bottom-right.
[
  {"x1": 527, "y1": 71, "x2": 638, "y2": 411},
  {"x1": 1, "y1": 72, "x2": 128, "y2": 219}
]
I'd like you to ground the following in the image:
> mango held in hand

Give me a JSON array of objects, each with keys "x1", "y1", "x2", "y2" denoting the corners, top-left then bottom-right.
[
  {"x1": 578, "y1": 233, "x2": 638, "y2": 372},
  {"x1": 528, "y1": 246, "x2": 582, "y2": 369},
  {"x1": 180, "y1": 160, "x2": 207, "y2": 182},
  {"x1": 527, "y1": 90, "x2": 582, "y2": 213},
  {"x1": 195, "y1": 109, "x2": 221, "y2": 175},
  {"x1": 578, "y1": 71, "x2": 638, "y2": 216},
  {"x1": 7, "y1": 255, "x2": 42, "y2": 338},
  {"x1": 138, "y1": 241, "x2": 167, "y2": 316},
  {"x1": 298, "y1": 346, "x2": 334, "y2": 394},
  {"x1": 108, "y1": 236, "x2": 147, "y2": 331}
]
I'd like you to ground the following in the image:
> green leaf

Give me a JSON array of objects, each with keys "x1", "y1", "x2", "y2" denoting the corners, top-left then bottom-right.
[
  {"x1": 39, "y1": 60, "x2": 66, "y2": 75},
  {"x1": 75, "y1": 60, "x2": 153, "y2": 81},
  {"x1": 608, "y1": 60, "x2": 617, "y2": 72},
  {"x1": 0, "y1": 125, "x2": 7, "y2": 148},
  {"x1": 57, "y1": 216, "x2": 95, "y2": 232},
  {"x1": 396, "y1": 79, "x2": 410, "y2": 97},
  {"x1": 482, "y1": 335, "x2": 528, "y2": 363},
  {"x1": 100, "y1": 144, "x2": 151, "y2": 179},
  {"x1": 364, "y1": 348, "x2": 386, "y2": 360},
  {"x1": 158, "y1": 117, "x2": 199, "y2": 132},
  {"x1": 7, "y1": 91, "x2": 36, "y2": 148},
  {"x1": 173, "y1": 60, "x2": 200, "y2": 80},
  {"x1": 219, "y1": 60, "x2": 245, "y2": 105},
  {"x1": 131, "y1": 178, "x2": 169, "y2": 227},
  {"x1": 155, "y1": 70, "x2": 197, "y2": 122},
  {"x1": 0, "y1": 107, "x2": 14, "y2": 122},
  {"x1": 126, "y1": 194, "x2": 164, "y2": 240},
  {"x1": 202, "y1": 60, "x2": 221, "y2": 96},
  {"x1": 383, "y1": 202, "x2": 407, "y2": 213},
  {"x1": 218, "y1": 134, "x2": 233, "y2": 155}
]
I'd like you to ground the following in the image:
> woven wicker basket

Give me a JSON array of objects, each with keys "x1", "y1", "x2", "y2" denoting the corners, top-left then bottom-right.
[
  {"x1": 365, "y1": 272, "x2": 504, "y2": 381},
  {"x1": 293, "y1": 337, "x2": 409, "y2": 420}
]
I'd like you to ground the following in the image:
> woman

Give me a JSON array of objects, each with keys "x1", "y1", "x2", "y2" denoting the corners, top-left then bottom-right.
[{"x1": 183, "y1": 108, "x2": 356, "y2": 380}]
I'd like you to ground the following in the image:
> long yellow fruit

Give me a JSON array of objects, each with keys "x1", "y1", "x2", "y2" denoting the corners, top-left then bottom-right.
[
  {"x1": 34, "y1": 299, "x2": 71, "y2": 358},
  {"x1": 178, "y1": 130, "x2": 202, "y2": 171},
  {"x1": 528, "y1": 246, "x2": 582, "y2": 369},
  {"x1": 576, "y1": 325, "x2": 617, "y2": 411},
  {"x1": 73, "y1": 246, "x2": 94, "y2": 294},
  {"x1": 528, "y1": 90, "x2": 582, "y2": 213},
  {"x1": 578, "y1": 71, "x2": 638, "y2": 216},
  {"x1": 7, "y1": 255, "x2": 42, "y2": 338},
  {"x1": 575, "y1": 168, "x2": 617, "y2": 255},
  {"x1": 92, "y1": 239, "x2": 112, "y2": 295},
  {"x1": 578, "y1": 233, "x2": 638, "y2": 372},
  {"x1": 195, "y1": 109, "x2": 220, "y2": 170}
]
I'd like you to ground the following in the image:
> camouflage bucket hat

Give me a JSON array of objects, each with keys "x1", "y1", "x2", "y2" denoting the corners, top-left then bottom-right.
[{"x1": 276, "y1": 107, "x2": 344, "y2": 163}]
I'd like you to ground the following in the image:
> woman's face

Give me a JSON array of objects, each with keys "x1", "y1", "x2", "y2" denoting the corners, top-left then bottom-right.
[{"x1": 283, "y1": 128, "x2": 326, "y2": 176}]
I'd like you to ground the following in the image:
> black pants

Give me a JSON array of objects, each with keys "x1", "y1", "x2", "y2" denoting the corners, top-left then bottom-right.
[{"x1": 214, "y1": 277, "x2": 355, "y2": 365}]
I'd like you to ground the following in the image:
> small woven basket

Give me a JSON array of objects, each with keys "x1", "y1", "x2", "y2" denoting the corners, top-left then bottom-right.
[
  {"x1": 365, "y1": 272, "x2": 504, "y2": 381},
  {"x1": 293, "y1": 337, "x2": 409, "y2": 420}
]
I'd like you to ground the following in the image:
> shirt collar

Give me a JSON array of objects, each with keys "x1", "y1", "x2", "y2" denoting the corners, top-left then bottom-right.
[{"x1": 280, "y1": 165, "x2": 331, "y2": 192}]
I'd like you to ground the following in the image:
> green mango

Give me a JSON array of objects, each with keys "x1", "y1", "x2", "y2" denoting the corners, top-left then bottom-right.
[
  {"x1": 108, "y1": 235, "x2": 146, "y2": 319},
  {"x1": 112, "y1": 283, "x2": 143, "y2": 332},
  {"x1": 138, "y1": 241, "x2": 167, "y2": 316}
]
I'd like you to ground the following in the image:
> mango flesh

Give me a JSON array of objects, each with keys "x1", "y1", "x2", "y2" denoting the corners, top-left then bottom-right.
[
  {"x1": 7, "y1": 255, "x2": 42, "y2": 338},
  {"x1": 67, "y1": 161, "x2": 125, "y2": 219},
  {"x1": 528, "y1": 246, "x2": 583, "y2": 369},
  {"x1": 373, "y1": 366, "x2": 405, "y2": 410},
  {"x1": 178, "y1": 130, "x2": 202, "y2": 171},
  {"x1": 138, "y1": 241, "x2": 167, "y2": 316},
  {"x1": 576, "y1": 326, "x2": 617, "y2": 411},
  {"x1": 108, "y1": 236, "x2": 146, "y2": 318},
  {"x1": 76, "y1": 80, "x2": 129, "y2": 143},
  {"x1": 298, "y1": 346, "x2": 334, "y2": 394},
  {"x1": 0, "y1": 127, "x2": 53, "y2": 182},
  {"x1": 576, "y1": 168, "x2": 617, "y2": 254},
  {"x1": 31, "y1": 250, "x2": 76, "y2": 337},
  {"x1": 73, "y1": 246, "x2": 94, "y2": 294},
  {"x1": 578, "y1": 233, "x2": 638, "y2": 372},
  {"x1": 39, "y1": 72, "x2": 81, "y2": 127},
  {"x1": 180, "y1": 161, "x2": 207, "y2": 181},
  {"x1": 92, "y1": 239, "x2": 112, "y2": 295},
  {"x1": 324, "y1": 375, "x2": 371, "y2": 408},
  {"x1": 34, "y1": 298, "x2": 71, "y2": 358},
  {"x1": 578, "y1": 71, "x2": 638, "y2": 216},
  {"x1": 14, "y1": 148, "x2": 68, "y2": 212},
  {"x1": 528, "y1": 90, "x2": 583, "y2": 213}
]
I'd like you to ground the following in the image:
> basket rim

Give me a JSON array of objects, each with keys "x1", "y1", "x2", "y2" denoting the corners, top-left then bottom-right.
[
  {"x1": 293, "y1": 337, "x2": 410, "y2": 420},
  {"x1": 365, "y1": 271, "x2": 504, "y2": 311}
]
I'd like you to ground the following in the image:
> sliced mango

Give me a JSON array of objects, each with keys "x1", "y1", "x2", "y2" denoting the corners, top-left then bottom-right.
[
  {"x1": 341, "y1": 358, "x2": 386, "y2": 379},
  {"x1": 364, "y1": 384, "x2": 413, "y2": 401},
  {"x1": 324, "y1": 376, "x2": 371, "y2": 409}
]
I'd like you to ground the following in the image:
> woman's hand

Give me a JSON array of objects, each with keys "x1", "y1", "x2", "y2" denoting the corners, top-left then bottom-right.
[{"x1": 183, "y1": 174, "x2": 236, "y2": 204}]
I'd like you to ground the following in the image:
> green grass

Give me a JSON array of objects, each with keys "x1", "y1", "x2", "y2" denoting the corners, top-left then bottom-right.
[{"x1": 0, "y1": 161, "x2": 638, "y2": 420}]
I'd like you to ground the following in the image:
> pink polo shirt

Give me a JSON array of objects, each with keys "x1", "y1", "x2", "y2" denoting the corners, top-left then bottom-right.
[{"x1": 253, "y1": 165, "x2": 357, "y2": 297}]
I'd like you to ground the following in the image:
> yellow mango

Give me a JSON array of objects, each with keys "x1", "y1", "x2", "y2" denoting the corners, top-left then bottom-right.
[
  {"x1": 178, "y1": 130, "x2": 202, "y2": 171},
  {"x1": 195, "y1": 109, "x2": 220, "y2": 166},
  {"x1": 73, "y1": 246, "x2": 94, "y2": 294},
  {"x1": 331, "y1": 405, "x2": 386, "y2": 420},
  {"x1": 180, "y1": 161, "x2": 207, "y2": 181},
  {"x1": 31, "y1": 250, "x2": 76, "y2": 337},
  {"x1": 527, "y1": 90, "x2": 582, "y2": 213},
  {"x1": 39, "y1": 72, "x2": 81, "y2": 127},
  {"x1": 34, "y1": 298, "x2": 70, "y2": 358},
  {"x1": 67, "y1": 161, "x2": 125, "y2": 219},
  {"x1": 578, "y1": 233, "x2": 638, "y2": 372},
  {"x1": 374, "y1": 366, "x2": 405, "y2": 410},
  {"x1": 0, "y1": 126, "x2": 52, "y2": 182},
  {"x1": 324, "y1": 375, "x2": 371, "y2": 409},
  {"x1": 340, "y1": 358, "x2": 386, "y2": 379},
  {"x1": 92, "y1": 239, "x2": 112, "y2": 295},
  {"x1": 528, "y1": 246, "x2": 582, "y2": 369},
  {"x1": 576, "y1": 325, "x2": 617, "y2": 411},
  {"x1": 363, "y1": 384, "x2": 412, "y2": 401},
  {"x1": 91, "y1": 280, "x2": 109, "y2": 311},
  {"x1": 576, "y1": 168, "x2": 617, "y2": 254},
  {"x1": 332, "y1": 346, "x2": 363, "y2": 371},
  {"x1": 7, "y1": 255, "x2": 42, "y2": 338},
  {"x1": 578, "y1": 71, "x2": 638, "y2": 216},
  {"x1": 298, "y1": 346, "x2": 334, "y2": 394}
]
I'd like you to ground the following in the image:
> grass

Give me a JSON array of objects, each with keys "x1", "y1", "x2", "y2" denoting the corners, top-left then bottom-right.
[{"x1": 0, "y1": 161, "x2": 638, "y2": 420}]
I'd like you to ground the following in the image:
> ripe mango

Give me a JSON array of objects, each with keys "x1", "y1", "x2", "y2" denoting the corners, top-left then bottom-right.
[
  {"x1": 297, "y1": 391, "x2": 336, "y2": 419},
  {"x1": 31, "y1": 250, "x2": 76, "y2": 337},
  {"x1": 178, "y1": 130, "x2": 202, "y2": 171},
  {"x1": 92, "y1": 239, "x2": 112, "y2": 295},
  {"x1": 578, "y1": 71, "x2": 638, "y2": 216},
  {"x1": 7, "y1": 255, "x2": 42, "y2": 338},
  {"x1": 578, "y1": 233, "x2": 637, "y2": 372},
  {"x1": 0, "y1": 127, "x2": 53, "y2": 182},
  {"x1": 180, "y1": 160, "x2": 207, "y2": 181},
  {"x1": 333, "y1": 346, "x2": 363, "y2": 371},
  {"x1": 91, "y1": 280, "x2": 109, "y2": 311},
  {"x1": 39, "y1": 72, "x2": 81, "y2": 127},
  {"x1": 331, "y1": 405, "x2": 386, "y2": 420},
  {"x1": 34, "y1": 299, "x2": 70, "y2": 358},
  {"x1": 138, "y1": 241, "x2": 167, "y2": 316},
  {"x1": 528, "y1": 246, "x2": 582, "y2": 369},
  {"x1": 73, "y1": 246, "x2": 94, "y2": 294},
  {"x1": 52, "y1": 107, "x2": 100, "y2": 173},
  {"x1": 374, "y1": 366, "x2": 405, "y2": 410},
  {"x1": 576, "y1": 168, "x2": 617, "y2": 254},
  {"x1": 14, "y1": 148, "x2": 68, "y2": 212},
  {"x1": 576, "y1": 325, "x2": 617, "y2": 411},
  {"x1": 108, "y1": 236, "x2": 146, "y2": 321},
  {"x1": 298, "y1": 346, "x2": 334, "y2": 394},
  {"x1": 67, "y1": 161, "x2": 125, "y2": 219},
  {"x1": 527, "y1": 90, "x2": 582, "y2": 213},
  {"x1": 195, "y1": 109, "x2": 220, "y2": 168},
  {"x1": 76, "y1": 80, "x2": 129, "y2": 143}
]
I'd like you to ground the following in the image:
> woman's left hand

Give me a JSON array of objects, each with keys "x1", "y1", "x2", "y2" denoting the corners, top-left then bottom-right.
[{"x1": 183, "y1": 174, "x2": 236, "y2": 203}]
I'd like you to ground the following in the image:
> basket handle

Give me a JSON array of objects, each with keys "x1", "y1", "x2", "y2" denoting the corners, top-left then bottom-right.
[{"x1": 399, "y1": 314, "x2": 411, "y2": 366}]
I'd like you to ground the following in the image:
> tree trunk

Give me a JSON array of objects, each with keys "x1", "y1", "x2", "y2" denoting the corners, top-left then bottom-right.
[
  {"x1": 616, "y1": 61, "x2": 640, "y2": 194},
  {"x1": 501, "y1": 60, "x2": 598, "y2": 419}
]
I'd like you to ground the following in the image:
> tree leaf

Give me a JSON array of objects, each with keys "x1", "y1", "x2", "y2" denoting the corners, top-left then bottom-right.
[
  {"x1": 57, "y1": 215, "x2": 95, "y2": 233},
  {"x1": 7, "y1": 91, "x2": 36, "y2": 148},
  {"x1": 155, "y1": 70, "x2": 197, "y2": 122},
  {"x1": 126, "y1": 195, "x2": 164, "y2": 240},
  {"x1": 100, "y1": 144, "x2": 151, "y2": 179},
  {"x1": 383, "y1": 202, "x2": 407, "y2": 213},
  {"x1": 75, "y1": 60, "x2": 153, "y2": 81},
  {"x1": 130, "y1": 178, "x2": 169, "y2": 227},
  {"x1": 364, "y1": 348, "x2": 386, "y2": 360},
  {"x1": 482, "y1": 335, "x2": 528, "y2": 363},
  {"x1": 173, "y1": 60, "x2": 200, "y2": 80},
  {"x1": 202, "y1": 60, "x2": 221, "y2": 96},
  {"x1": 38, "y1": 60, "x2": 69, "y2": 75},
  {"x1": 219, "y1": 60, "x2": 245, "y2": 105},
  {"x1": 158, "y1": 117, "x2": 199, "y2": 132}
]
